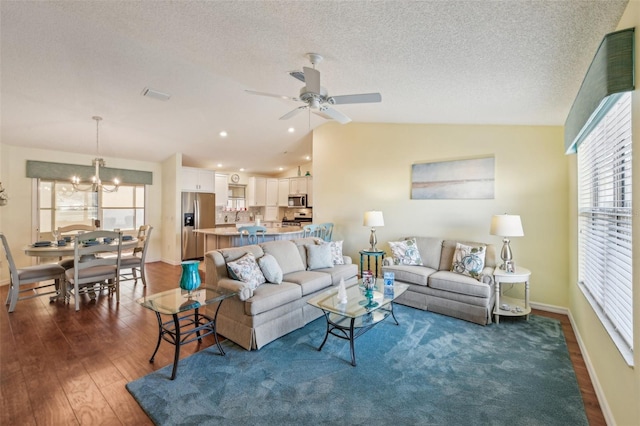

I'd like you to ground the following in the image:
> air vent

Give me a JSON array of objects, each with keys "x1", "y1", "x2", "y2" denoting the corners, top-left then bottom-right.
[{"x1": 141, "y1": 87, "x2": 171, "y2": 101}]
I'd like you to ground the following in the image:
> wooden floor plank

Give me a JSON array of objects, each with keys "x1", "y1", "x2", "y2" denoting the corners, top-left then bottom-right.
[{"x1": 0, "y1": 262, "x2": 605, "y2": 425}]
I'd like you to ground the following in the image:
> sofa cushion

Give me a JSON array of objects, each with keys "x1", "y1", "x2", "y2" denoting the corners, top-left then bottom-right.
[
  {"x1": 409, "y1": 237, "x2": 443, "y2": 270},
  {"x1": 305, "y1": 243, "x2": 333, "y2": 270},
  {"x1": 226, "y1": 252, "x2": 266, "y2": 290},
  {"x1": 244, "y1": 282, "x2": 302, "y2": 316},
  {"x1": 450, "y1": 243, "x2": 486, "y2": 280},
  {"x1": 313, "y1": 263, "x2": 359, "y2": 285},
  {"x1": 257, "y1": 253, "x2": 283, "y2": 284},
  {"x1": 382, "y1": 264, "x2": 436, "y2": 287},
  {"x1": 283, "y1": 270, "x2": 332, "y2": 296},
  {"x1": 428, "y1": 270, "x2": 492, "y2": 298},
  {"x1": 389, "y1": 238, "x2": 423, "y2": 265},
  {"x1": 220, "y1": 245, "x2": 265, "y2": 263},
  {"x1": 260, "y1": 240, "x2": 305, "y2": 275}
]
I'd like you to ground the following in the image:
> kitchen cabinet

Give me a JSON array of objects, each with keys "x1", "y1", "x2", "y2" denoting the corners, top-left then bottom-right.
[
  {"x1": 278, "y1": 179, "x2": 290, "y2": 206},
  {"x1": 264, "y1": 206, "x2": 278, "y2": 221},
  {"x1": 215, "y1": 173, "x2": 228, "y2": 206},
  {"x1": 266, "y1": 178, "x2": 278, "y2": 206},
  {"x1": 289, "y1": 177, "x2": 308, "y2": 195},
  {"x1": 247, "y1": 177, "x2": 266, "y2": 207},
  {"x1": 182, "y1": 167, "x2": 215, "y2": 192}
]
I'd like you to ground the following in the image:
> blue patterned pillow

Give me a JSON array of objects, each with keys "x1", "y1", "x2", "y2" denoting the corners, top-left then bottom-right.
[
  {"x1": 227, "y1": 252, "x2": 266, "y2": 290},
  {"x1": 328, "y1": 240, "x2": 345, "y2": 265},
  {"x1": 389, "y1": 238, "x2": 423, "y2": 265},
  {"x1": 451, "y1": 243, "x2": 486, "y2": 280}
]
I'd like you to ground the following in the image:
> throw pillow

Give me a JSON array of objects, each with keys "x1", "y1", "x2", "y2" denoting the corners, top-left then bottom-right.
[
  {"x1": 226, "y1": 252, "x2": 266, "y2": 290},
  {"x1": 389, "y1": 238, "x2": 423, "y2": 265},
  {"x1": 305, "y1": 243, "x2": 334, "y2": 270},
  {"x1": 257, "y1": 253, "x2": 283, "y2": 284},
  {"x1": 329, "y1": 240, "x2": 345, "y2": 265},
  {"x1": 451, "y1": 243, "x2": 486, "y2": 280}
]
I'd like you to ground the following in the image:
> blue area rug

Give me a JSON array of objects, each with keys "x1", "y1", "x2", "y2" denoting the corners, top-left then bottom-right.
[{"x1": 126, "y1": 305, "x2": 587, "y2": 425}]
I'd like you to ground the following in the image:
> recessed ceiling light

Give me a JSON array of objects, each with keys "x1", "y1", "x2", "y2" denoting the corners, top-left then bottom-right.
[
  {"x1": 278, "y1": 167, "x2": 284, "y2": 171},
  {"x1": 219, "y1": 131, "x2": 228, "y2": 137},
  {"x1": 217, "y1": 163, "x2": 223, "y2": 168},
  {"x1": 288, "y1": 127, "x2": 295, "y2": 133},
  {"x1": 239, "y1": 168, "x2": 245, "y2": 172},
  {"x1": 305, "y1": 155, "x2": 311, "y2": 161}
]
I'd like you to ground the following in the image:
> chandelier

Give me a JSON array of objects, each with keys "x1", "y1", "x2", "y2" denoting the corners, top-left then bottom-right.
[{"x1": 71, "y1": 116, "x2": 120, "y2": 193}]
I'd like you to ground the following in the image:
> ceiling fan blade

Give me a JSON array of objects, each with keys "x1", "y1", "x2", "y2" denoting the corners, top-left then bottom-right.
[
  {"x1": 289, "y1": 70, "x2": 305, "y2": 83},
  {"x1": 329, "y1": 93, "x2": 382, "y2": 105},
  {"x1": 317, "y1": 106, "x2": 351, "y2": 124},
  {"x1": 303, "y1": 67, "x2": 321, "y2": 94},
  {"x1": 280, "y1": 106, "x2": 307, "y2": 120},
  {"x1": 245, "y1": 90, "x2": 297, "y2": 101}
]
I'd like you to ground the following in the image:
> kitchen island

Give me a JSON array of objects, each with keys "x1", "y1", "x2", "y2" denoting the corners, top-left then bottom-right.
[{"x1": 195, "y1": 226, "x2": 305, "y2": 251}]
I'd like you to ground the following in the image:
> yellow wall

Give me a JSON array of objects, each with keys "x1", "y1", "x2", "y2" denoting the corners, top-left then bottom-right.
[
  {"x1": 566, "y1": 2, "x2": 640, "y2": 425},
  {"x1": 313, "y1": 122, "x2": 568, "y2": 308}
]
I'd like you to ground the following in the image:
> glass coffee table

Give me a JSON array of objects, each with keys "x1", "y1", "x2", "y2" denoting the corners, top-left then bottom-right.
[
  {"x1": 307, "y1": 280, "x2": 409, "y2": 366},
  {"x1": 136, "y1": 286, "x2": 237, "y2": 379}
]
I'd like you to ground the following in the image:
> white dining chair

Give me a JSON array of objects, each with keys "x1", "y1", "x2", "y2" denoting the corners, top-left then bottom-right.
[
  {"x1": 1, "y1": 233, "x2": 65, "y2": 313},
  {"x1": 119, "y1": 225, "x2": 153, "y2": 286},
  {"x1": 65, "y1": 230, "x2": 122, "y2": 311},
  {"x1": 57, "y1": 223, "x2": 97, "y2": 269}
]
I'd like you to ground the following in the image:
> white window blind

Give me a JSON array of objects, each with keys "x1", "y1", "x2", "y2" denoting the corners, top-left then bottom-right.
[{"x1": 577, "y1": 92, "x2": 633, "y2": 362}]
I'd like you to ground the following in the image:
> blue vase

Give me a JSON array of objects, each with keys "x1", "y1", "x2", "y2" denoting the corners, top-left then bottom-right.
[{"x1": 179, "y1": 260, "x2": 201, "y2": 295}]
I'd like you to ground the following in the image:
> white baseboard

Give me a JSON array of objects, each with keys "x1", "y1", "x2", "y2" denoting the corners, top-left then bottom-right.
[{"x1": 532, "y1": 302, "x2": 614, "y2": 425}]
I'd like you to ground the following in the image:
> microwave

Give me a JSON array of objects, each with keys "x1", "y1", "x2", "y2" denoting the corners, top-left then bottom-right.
[{"x1": 288, "y1": 194, "x2": 307, "y2": 208}]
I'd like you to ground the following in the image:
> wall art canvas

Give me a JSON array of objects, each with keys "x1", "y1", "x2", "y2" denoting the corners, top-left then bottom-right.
[{"x1": 411, "y1": 157, "x2": 495, "y2": 199}]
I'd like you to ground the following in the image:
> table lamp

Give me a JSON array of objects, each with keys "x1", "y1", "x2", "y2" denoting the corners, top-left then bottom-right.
[
  {"x1": 490, "y1": 214, "x2": 524, "y2": 269},
  {"x1": 363, "y1": 211, "x2": 384, "y2": 251}
]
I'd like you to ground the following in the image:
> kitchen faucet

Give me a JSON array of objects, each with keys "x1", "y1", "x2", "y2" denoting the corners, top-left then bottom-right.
[{"x1": 235, "y1": 210, "x2": 240, "y2": 222}]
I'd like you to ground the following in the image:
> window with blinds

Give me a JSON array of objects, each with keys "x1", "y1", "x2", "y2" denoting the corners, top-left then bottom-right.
[{"x1": 577, "y1": 92, "x2": 633, "y2": 364}]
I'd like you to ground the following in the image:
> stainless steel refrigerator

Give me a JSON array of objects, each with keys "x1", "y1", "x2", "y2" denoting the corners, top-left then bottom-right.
[{"x1": 181, "y1": 192, "x2": 216, "y2": 260}]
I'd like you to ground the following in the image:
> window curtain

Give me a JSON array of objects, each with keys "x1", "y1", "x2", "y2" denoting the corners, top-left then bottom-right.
[
  {"x1": 564, "y1": 27, "x2": 635, "y2": 154},
  {"x1": 26, "y1": 160, "x2": 153, "y2": 185}
]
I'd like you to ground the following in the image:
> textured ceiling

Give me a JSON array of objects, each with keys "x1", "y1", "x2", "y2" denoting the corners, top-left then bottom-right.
[{"x1": 0, "y1": 1, "x2": 628, "y2": 175}]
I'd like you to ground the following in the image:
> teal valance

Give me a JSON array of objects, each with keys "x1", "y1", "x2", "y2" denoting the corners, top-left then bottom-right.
[
  {"x1": 564, "y1": 27, "x2": 635, "y2": 154},
  {"x1": 26, "y1": 160, "x2": 153, "y2": 185}
]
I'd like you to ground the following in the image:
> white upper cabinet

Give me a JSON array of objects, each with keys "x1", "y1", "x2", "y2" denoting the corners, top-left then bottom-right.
[
  {"x1": 266, "y1": 178, "x2": 278, "y2": 206},
  {"x1": 215, "y1": 173, "x2": 229, "y2": 206},
  {"x1": 289, "y1": 177, "x2": 308, "y2": 195},
  {"x1": 182, "y1": 167, "x2": 215, "y2": 192},
  {"x1": 247, "y1": 177, "x2": 266, "y2": 206},
  {"x1": 278, "y1": 179, "x2": 290, "y2": 206}
]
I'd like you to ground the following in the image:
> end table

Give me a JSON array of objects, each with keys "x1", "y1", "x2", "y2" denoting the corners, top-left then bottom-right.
[
  {"x1": 136, "y1": 286, "x2": 237, "y2": 379},
  {"x1": 493, "y1": 266, "x2": 531, "y2": 324},
  {"x1": 359, "y1": 249, "x2": 385, "y2": 277}
]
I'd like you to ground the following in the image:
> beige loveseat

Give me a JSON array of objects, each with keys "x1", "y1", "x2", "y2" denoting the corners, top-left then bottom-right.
[
  {"x1": 381, "y1": 237, "x2": 497, "y2": 325},
  {"x1": 205, "y1": 237, "x2": 358, "y2": 350}
]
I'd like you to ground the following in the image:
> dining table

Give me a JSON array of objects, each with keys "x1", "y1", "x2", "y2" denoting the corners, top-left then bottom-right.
[
  {"x1": 23, "y1": 238, "x2": 139, "y2": 257},
  {"x1": 23, "y1": 237, "x2": 139, "y2": 301}
]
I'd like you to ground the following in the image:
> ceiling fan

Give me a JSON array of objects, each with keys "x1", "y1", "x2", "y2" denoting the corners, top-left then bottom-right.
[{"x1": 246, "y1": 53, "x2": 382, "y2": 124}]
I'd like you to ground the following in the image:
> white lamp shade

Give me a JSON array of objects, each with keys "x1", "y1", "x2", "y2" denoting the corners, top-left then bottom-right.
[
  {"x1": 490, "y1": 214, "x2": 524, "y2": 237},
  {"x1": 363, "y1": 211, "x2": 384, "y2": 227}
]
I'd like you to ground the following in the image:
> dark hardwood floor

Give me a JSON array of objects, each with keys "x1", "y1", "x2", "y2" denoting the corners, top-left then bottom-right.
[{"x1": 1, "y1": 262, "x2": 605, "y2": 425}]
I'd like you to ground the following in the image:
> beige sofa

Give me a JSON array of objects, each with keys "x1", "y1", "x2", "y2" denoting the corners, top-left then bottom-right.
[
  {"x1": 381, "y1": 237, "x2": 497, "y2": 325},
  {"x1": 205, "y1": 237, "x2": 358, "y2": 350}
]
